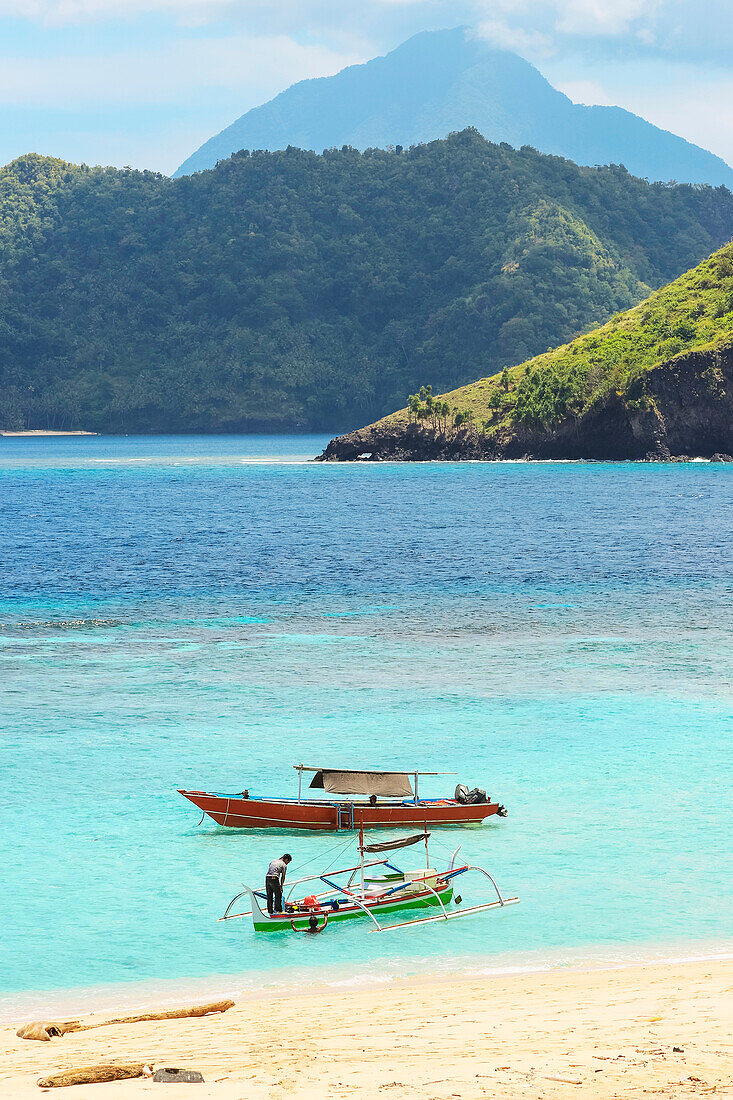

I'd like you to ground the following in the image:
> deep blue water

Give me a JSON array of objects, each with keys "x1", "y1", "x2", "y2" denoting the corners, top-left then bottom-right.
[{"x1": 1, "y1": 435, "x2": 731, "y2": 1011}]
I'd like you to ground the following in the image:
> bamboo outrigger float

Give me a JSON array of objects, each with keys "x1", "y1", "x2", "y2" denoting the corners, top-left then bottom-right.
[
  {"x1": 180, "y1": 764, "x2": 507, "y2": 832},
  {"x1": 219, "y1": 827, "x2": 519, "y2": 934}
]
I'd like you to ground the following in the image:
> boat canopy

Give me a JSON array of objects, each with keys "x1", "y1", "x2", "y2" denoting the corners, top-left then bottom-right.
[
  {"x1": 362, "y1": 832, "x2": 430, "y2": 854},
  {"x1": 307, "y1": 768, "x2": 414, "y2": 798}
]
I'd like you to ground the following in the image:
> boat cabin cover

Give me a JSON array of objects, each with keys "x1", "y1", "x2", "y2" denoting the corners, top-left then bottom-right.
[{"x1": 304, "y1": 767, "x2": 414, "y2": 798}]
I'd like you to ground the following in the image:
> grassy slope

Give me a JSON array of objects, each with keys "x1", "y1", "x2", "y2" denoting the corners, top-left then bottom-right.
[{"x1": 379, "y1": 241, "x2": 733, "y2": 435}]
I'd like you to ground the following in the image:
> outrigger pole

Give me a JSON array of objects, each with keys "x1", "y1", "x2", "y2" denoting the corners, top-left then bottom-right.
[{"x1": 368, "y1": 895, "x2": 519, "y2": 933}]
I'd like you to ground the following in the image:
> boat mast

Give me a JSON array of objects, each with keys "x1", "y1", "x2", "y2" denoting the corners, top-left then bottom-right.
[
  {"x1": 297, "y1": 765, "x2": 303, "y2": 804},
  {"x1": 414, "y1": 770, "x2": 419, "y2": 805}
]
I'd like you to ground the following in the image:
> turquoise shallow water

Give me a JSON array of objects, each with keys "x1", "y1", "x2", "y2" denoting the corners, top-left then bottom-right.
[{"x1": 1, "y1": 435, "x2": 731, "y2": 1013}]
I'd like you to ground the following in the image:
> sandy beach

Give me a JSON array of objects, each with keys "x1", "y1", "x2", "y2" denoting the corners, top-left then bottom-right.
[{"x1": 2, "y1": 958, "x2": 731, "y2": 1098}]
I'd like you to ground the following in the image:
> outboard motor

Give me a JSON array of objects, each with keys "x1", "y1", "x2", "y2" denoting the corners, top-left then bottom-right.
[
  {"x1": 456, "y1": 784, "x2": 488, "y2": 804},
  {"x1": 466, "y1": 787, "x2": 487, "y2": 805}
]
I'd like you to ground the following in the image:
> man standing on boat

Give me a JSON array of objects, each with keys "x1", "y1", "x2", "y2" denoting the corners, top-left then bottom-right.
[{"x1": 265, "y1": 853, "x2": 292, "y2": 914}]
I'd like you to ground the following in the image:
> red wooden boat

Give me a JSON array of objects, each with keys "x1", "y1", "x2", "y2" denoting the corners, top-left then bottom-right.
[{"x1": 178, "y1": 765, "x2": 507, "y2": 831}]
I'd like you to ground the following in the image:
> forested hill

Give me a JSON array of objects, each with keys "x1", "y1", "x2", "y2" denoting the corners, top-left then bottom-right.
[{"x1": 2, "y1": 130, "x2": 733, "y2": 434}]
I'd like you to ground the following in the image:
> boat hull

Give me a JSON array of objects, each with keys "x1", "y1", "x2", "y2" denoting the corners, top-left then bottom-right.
[
  {"x1": 178, "y1": 790, "x2": 501, "y2": 830},
  {"x1": 253, "y1": 885, "x2": 454, "y2": 931}
]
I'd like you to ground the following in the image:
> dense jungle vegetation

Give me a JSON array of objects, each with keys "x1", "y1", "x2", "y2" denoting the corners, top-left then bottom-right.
[{"x1": 1, "y1": 129, "x2": 733, "y2": 432}]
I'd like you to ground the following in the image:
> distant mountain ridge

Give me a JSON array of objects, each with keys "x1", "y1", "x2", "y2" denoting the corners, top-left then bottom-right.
[{"x1": 174, "y1": 27, "x2": 733, "y2": 188}]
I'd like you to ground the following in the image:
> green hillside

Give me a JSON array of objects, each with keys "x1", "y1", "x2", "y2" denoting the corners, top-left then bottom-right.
[
  {"x1": 380, "y1": 241, "x2": 733, "y2": 439},
  {"x1": 1, "y1": 130, "x2": 733, "y2": 433}
]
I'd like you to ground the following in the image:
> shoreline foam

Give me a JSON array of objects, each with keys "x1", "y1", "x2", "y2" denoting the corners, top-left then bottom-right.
[
  {"x1": 2, "y1": 936, "x2": 731, "y2": 1025},
  {"x1": 0, "y1": 430, "x2": 98, "y2": 436}
]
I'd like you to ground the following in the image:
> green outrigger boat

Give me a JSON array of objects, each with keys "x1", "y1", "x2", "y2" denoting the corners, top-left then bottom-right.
[{"x1": 220, "y1": 828, "x2": 518, "y2": 934}]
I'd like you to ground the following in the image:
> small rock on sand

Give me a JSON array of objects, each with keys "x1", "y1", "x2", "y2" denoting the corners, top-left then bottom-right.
[{"x1": 152, "y1": 1067, "x2": 205, "y2": 1083}]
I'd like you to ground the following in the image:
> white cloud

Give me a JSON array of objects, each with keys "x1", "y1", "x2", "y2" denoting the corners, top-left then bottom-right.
[
  {"x1": 554, "y1": 77, "x2": 616, "y2": 104},
  {"x1": 469, "y1": 0, "x2": 732, "y2": 64},
  {"x1": 555, "y1": 0, "x2": 655, "y2": 37},
  {"x1": 474, "y1": 19, "x2": 552, "y2": 55},
  {"x1": 0, "y1": 0, "x2": 420, "y2": 24},
  {"x1": 0, "y1": 0, "x2": 730, "y2": 69},
  {"x1": 0, "y1": 33, "x2": 358, "y2": 106},
  {"x1": 0, "y1": 0, "x2": 228, "y2": 23}
]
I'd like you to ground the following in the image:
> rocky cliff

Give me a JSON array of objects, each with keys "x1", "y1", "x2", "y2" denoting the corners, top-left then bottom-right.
[{"x1": 317, "y1": 343, "x2": 733, "y2": 462}]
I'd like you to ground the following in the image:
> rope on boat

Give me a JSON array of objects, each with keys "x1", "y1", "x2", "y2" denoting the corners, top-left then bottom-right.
[
  {"x1": 292, "y1": 834, "x2": 353, "y2": 876},
  {"x1": 426, "y1": 834, "x2": 466, "y2": 860},
  {"x1": 321, "y1": 835, "x2": 357, "y2": 873},
  {"x1": 195, "y1": 811, "x2": 206, "y2": 827}
]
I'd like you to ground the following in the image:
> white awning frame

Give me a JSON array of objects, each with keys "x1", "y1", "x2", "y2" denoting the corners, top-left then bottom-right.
[
  {"x1": 294, "y1": 764, "x2": 457, "y2": 776},
  {"x1": 293, "y1": 764, "x2": 457, "y2": 802}
]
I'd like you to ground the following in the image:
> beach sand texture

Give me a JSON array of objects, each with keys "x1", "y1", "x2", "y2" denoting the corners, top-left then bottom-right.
[{"x1": 2, "y1": 959, "x2": 731, "y2": 1098}]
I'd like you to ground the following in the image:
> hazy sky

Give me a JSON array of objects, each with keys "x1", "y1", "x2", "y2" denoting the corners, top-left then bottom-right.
[{"x1": 0, "y1": 0, "x2": 731, "y2": 175}]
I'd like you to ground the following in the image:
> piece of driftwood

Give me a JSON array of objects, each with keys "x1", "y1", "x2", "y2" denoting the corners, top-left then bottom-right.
[
  {"x1": 37, "y1": 1063, "x2": 147, "y2": 1088},
  {"x1": 17, "y1": 1022, "x2": 82, "y2": 1042},
  {"x1": 18, "y1": 999, "x2": 234, "y2": 1042}
]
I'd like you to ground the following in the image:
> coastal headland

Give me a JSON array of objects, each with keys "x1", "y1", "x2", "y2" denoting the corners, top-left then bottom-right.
[
  {"x1": 319, "y1": 243, "x2": 733, "y2": 463},
  {"x1": 3, "y1": 959, "x2": 731, "y2": 1097},
  {"x1": 318, "y1": 343, "x2": 733, "y2": 462}
]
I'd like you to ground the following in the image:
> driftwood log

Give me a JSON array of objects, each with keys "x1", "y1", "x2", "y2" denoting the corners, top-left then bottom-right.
[
  {"x1": 37, "y1": 1063, "x2": 147, "y2": 1087},
  {"x1": 17, "y1": 1023, "x2": 80, "y2": 1042},
  {"x1": 18, "y1": 999, "x2": 234, "y2": 1041}
]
